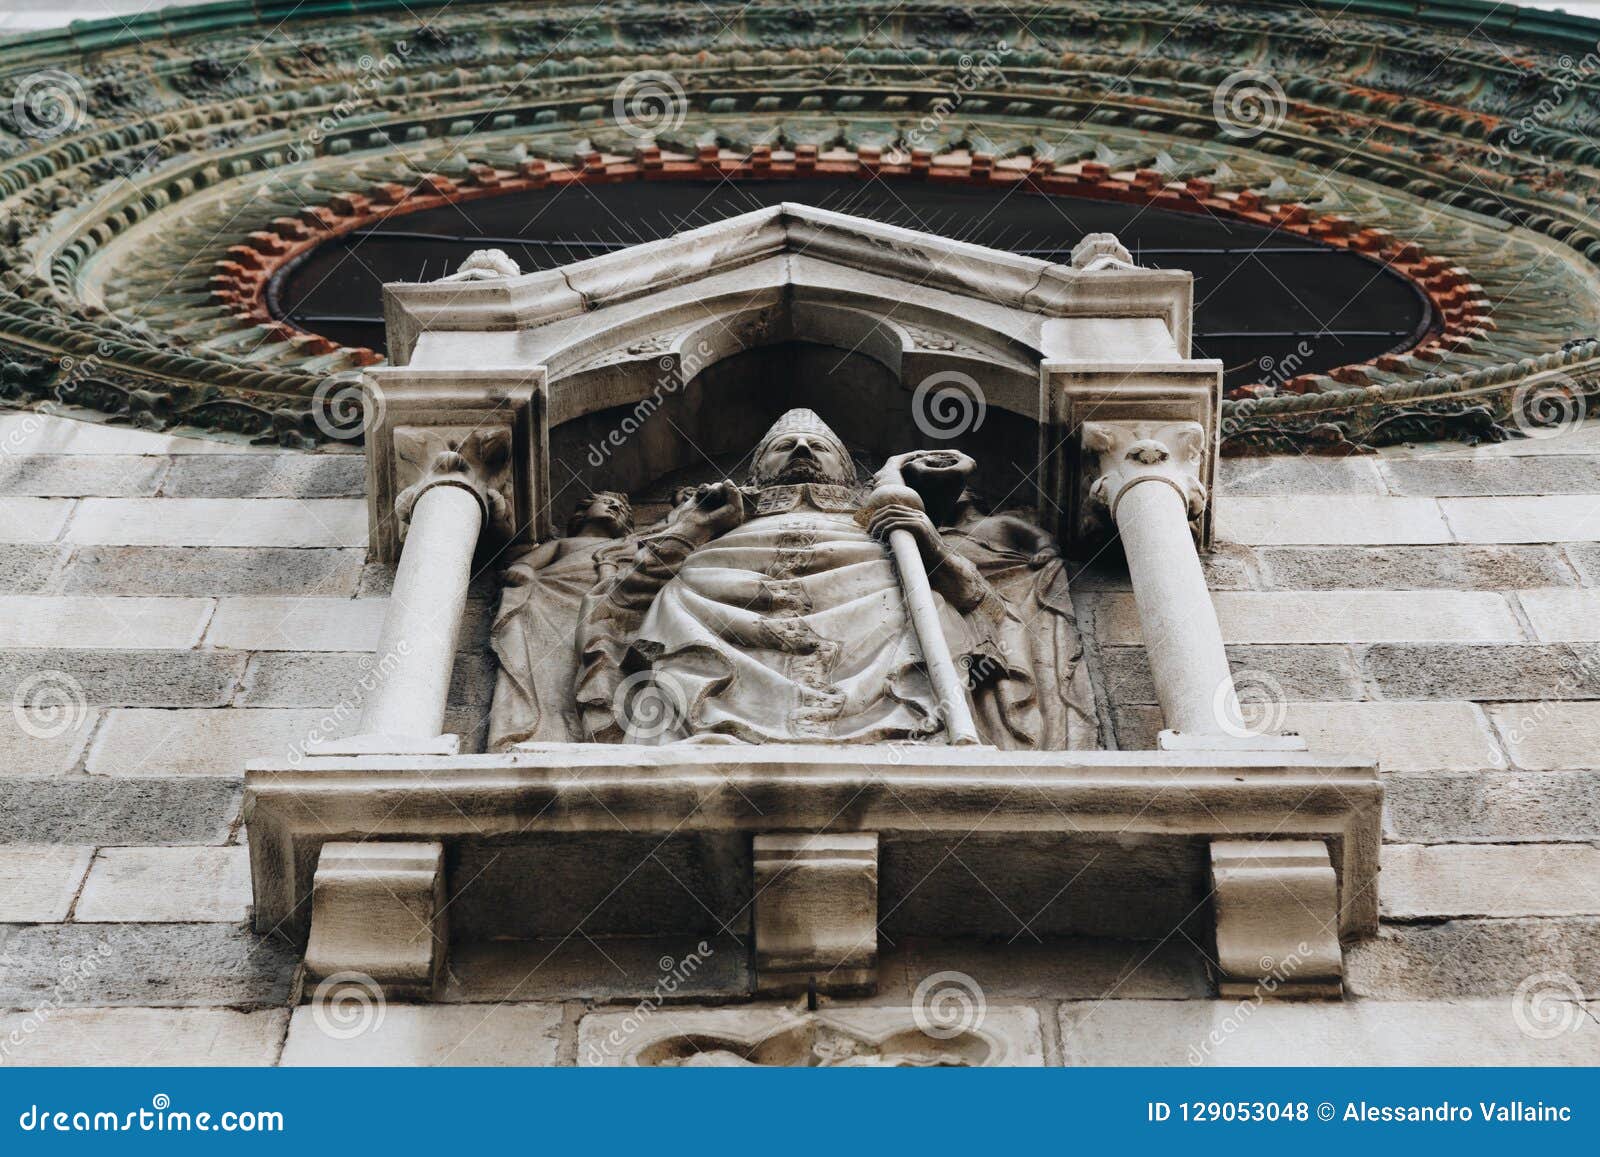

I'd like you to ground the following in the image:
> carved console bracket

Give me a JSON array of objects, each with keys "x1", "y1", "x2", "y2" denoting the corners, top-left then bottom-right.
[
  {"x1": 752, "y1": 833, "x2": 880, "y2": 996},
  {"x1": 1210, "y1": 839, "x2": 1344, "y2": 999},
  {"x1": 362, "y1": 367, "x2": 547, "y2": 565},
  {"x1": 304, "y1": 841, "x2": 448, "y2": 1001}
]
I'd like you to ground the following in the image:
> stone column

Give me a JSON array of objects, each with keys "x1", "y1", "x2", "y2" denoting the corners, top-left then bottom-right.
[
  {"x1": 358, "y1": 479, "x2": 482, "y2": 743},
  {"x1": 319, "y1": 426, "x2": 513, "y2": 757},
  {"x1": 1083, "y1": 420, "x2": 1297, "y2": 749}
]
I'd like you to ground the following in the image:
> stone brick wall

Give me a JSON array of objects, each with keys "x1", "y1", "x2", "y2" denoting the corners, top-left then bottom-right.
[{"x1": 0, "y1": 411, "x2": 1595, "y2": 1065}]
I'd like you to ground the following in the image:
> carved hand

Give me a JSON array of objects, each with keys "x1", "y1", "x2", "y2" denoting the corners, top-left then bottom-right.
[
  {"x1": 868, "y1": 502, "x2": 988, "y2": 610},
  {"x1": 604, "y1": 481, "x2": 747, "y2": 614},
  {"x1": 678, "y1": 480, "x2": 748, "y2": 545}
]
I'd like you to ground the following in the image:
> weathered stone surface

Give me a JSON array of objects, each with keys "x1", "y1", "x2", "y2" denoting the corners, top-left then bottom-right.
[
  {"x1": 0, "y1": 777, "x2": 240, "y2": 844},
  {"x1": 0, "y1": 649, "x2": 246, "y2": 706},
  {"x1": 0, "y1": 1008, "x2": 288, "y2": 1066},
  {"x1": 1257, "y1": 545, "x2": 1578, "y2": 590},
  {"x1": 0, "y1": 455, "x2": 166, "y2": 498},
  {"x1": 0, "y1": 596, "x2": 212, "y2": 648},
  {"x1": 0, "y1": 498, "x2": 74, "y2": 543},
  {"x1": 75, "y1": 846, "x2": 251, "y2": 923},
  {"x1": 1061, "y1": 1000, "x2": 1599, "y2": 1065},
  {"x1": 1364, "y1": 643, "x2": 1600, "y2": 700},
  {"x1": 0, "y1": 710, "x2": 98, "y2": 776},
  {"x1": 1490, "y1": 701, "x2": 1600, "y2": 770},
  {"x1": 1518, "y1": 589, "x2": 1600, "y2": 641},
  {"x1": 234, "y1": 651, "x2": 494, "y2": 709},
  {"x1": 1383, "y1": 455, "x2": 1600, "y2": 496},
  {"x1": 0, "y1": 923, "x2": 297, "y2": 1007},
  {"x1": 1074, "y1": 546, "x2": 1260, "y2": 592},
  {"x1": 159, "y1": 454, "x2": 365, "y2": 499},
  {"x1": 1102, "y1": 645, "x2": 1363, "y2": 706},
  {"x1": 281, "y1": 1003, "x2": 562, "y2": 1067},
  {"x1": 66, "y1": 498, "x2": 367, "y2": 547},
  {"x1": 0, "y1": 415, "x2": 276, "y2": 456},
  {"x1": 1218, "y1": 497, "x2": 1450, "y2": 545},
  {"x1": 0, "y1": 544, "x2": 63, "y2": 593},
  {"x1": 1442, "y1": 496, "x2": 1600, "y2": 543},
  {"x1": 0, "y1": 846, "x2": 92, "y2": 922},
  {"x1": 1382, "y1": 844, "x2": 1600, "y2": 919},
  {"x1": 1097, "y1": 591, "x2": 1521, "y2": 644},
  {"x1": 444, "y1": 935, "x2": 749, "y2": 1003},
  {"x1": 1116, "y1": 701, "x2": 1500, "y2": 771},
  {"x1": 1563, "y1": 544, "x2": 1600, "y2": 586},
  {"x1": 1220, "y1": 456, "x2": 1385, "y2": 495},
  {"x1": 60, "y1": 547, "x2": 364, "y2": 597},
  {"x1": 1384, "y1": 771, "x2": 1600, "y2": 842},
  {"x1": 87, "y1": 708, "x2": 356, "y2": 776},
  {"x1": 880, "y1": 937, "x2": 1208, "y2": 1001},
  {"x1": 1346, "y1": 918, "x2": 1600, "y2": 997},
  {"x1": 205, "y1": 597, "x2": 388, "y2": 652},
  {"x1": 579, "y1": 1004, "x2": 1045, "y2": 1066}
]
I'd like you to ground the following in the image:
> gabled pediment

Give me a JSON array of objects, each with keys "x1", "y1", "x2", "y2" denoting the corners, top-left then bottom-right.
[{"x1": 381, "y1": 203, "x2": 1192, "y2": 364}]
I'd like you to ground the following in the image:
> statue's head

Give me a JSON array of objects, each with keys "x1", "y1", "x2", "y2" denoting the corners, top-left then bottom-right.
[
  {"x1": 568, "y1": 490, "x2": 633, "y2": 538},
  {"x1": 748, "y1": 409, "x2": 856, "y2": 487}
]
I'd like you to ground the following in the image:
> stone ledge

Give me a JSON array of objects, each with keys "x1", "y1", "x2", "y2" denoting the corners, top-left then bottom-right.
[{"x1": 244, "y1": 745, "x2": 1382, "y2": 945}]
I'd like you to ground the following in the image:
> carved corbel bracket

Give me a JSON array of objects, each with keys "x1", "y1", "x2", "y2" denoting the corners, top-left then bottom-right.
[
  {"x1": 361, "y1": 368, "x2": 547, "y2": 564},
  {"x1": 1210, "y1": 840, "x2": 1344, "y2": 999},
  {"x1": 1037, "y1": 362, "x2": 1221, "y2": 556}
]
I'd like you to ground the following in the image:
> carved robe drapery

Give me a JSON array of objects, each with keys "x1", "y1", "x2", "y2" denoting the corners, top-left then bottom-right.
[
  {"x1": 487, "y1": 536, "x2": 616, "y2": 748},
  {"x1": 625, "y1": 485, "x2": 1013, "y2": 745}
]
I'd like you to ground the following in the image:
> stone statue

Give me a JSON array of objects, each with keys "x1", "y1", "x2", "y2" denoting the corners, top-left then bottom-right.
[
  {"x1": 486, "y1": 491, "x2": 632, "y2": 749},
  {"x1": 898, "y1": 449, "x2": 1098, "y2": 750},
  {"x1": 535, "y1": 408, "x2": 1092, "y2": 748}
]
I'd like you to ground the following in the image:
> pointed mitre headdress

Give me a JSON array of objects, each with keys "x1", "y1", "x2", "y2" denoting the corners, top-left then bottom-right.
[
  {"x1": 756, "y1": 408, "x2": 842, "y2": 447},
  {"x1": 748, "y1": 408, "x2": 856, "y2": 487}
]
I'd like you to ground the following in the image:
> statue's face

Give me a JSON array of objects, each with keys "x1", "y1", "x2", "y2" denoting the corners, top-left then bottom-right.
[
  {"x1": 753, "y1": 432, "x2": 853, "y2": 486},
  {"x1": 575, "y1": 492, "x2": 631, "y2": 537}
]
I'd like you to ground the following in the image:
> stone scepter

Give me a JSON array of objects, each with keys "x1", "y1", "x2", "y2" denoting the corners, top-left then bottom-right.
[{"x1": 860, "y1": 452, "x2": 982, "y2": 746}]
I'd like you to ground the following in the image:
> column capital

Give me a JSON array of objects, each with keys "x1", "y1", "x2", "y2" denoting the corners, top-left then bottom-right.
[
  {"x1": 1082, "y1": 418, "x2": 1208, "y2": 529},
  {"x1": 392, "y1": 424, "x2": 513, "y2": 544},
  {"x1": 360, "y1": 367, "x2": 546, "y2": 564},
  {"x1": 1036, "y1": 360, "x2": 1220, "y2": 556}
]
